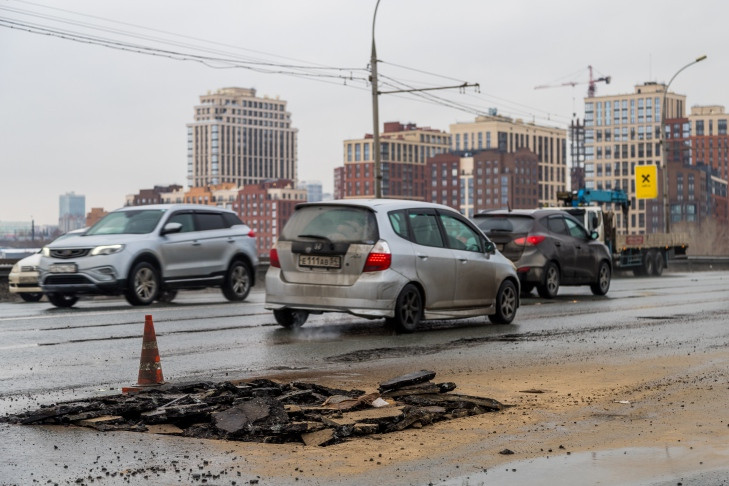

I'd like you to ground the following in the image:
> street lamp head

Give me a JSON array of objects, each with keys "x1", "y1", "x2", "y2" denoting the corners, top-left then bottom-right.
[{"x1": 696, "y1": 55, "x2": 707, "y2": 63}]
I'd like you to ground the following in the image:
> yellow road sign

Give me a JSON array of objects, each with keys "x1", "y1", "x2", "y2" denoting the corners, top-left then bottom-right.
[{"x1": 635, "y1": 165, "x2": 658, "y2": 199}]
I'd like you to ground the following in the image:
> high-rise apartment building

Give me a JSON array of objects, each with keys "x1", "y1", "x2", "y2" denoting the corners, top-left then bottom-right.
[
  {"x1": 187, "y1": 87, "x2": 298, "y2": 187},
  {"x1": 449, "y1": 115, "x2": 566, "y2": 207},
  {"x1": 58, "y1": 192, "x2": 85, "y2": 233},
  {"x1": 584, "y1": 82, "x2": 686, "y2": 233},
  {"x1": 238, "y1": 179, "x2": 307, "y2": 257},
  {"x1": 339, "y1": 122, "x2": 451, "y2": 199},
  {"x1": 427, "y1": 150, "x2": 539, "y2": 217},
  {"x1": 688, "y1": 105, "x2": 729, "y2": 180}
]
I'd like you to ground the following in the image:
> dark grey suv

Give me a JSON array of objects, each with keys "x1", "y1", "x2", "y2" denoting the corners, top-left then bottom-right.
[{"x1": 472, "y1": 209, "x2": 611, "y2": 298}]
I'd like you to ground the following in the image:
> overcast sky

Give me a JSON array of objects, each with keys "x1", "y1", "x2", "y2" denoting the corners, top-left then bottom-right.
[{"x1": 1, "y1": 0, "x2": 726, "y2": 225}]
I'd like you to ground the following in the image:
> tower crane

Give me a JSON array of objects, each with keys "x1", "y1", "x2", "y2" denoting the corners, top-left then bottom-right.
[{"x1": 534, "y1": 65, "x2": 611, "y2": 98}]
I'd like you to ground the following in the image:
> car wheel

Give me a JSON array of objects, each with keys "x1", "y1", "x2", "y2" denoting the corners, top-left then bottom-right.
[
  {"x1": 387, "y1": 284, "x2": 423, "y2": 333},
  {"x1": 47, "y1": 292, "x2": 78, "y2": 308},
  {"x1": 19, "y1": 292, "x2": 43, "y2": 303},
  {"x1": 156, "y1": 290, "x2": 178, "y2": 303},
  {"x1": 590, "y1": 261, "x2": 611, "y2": 296},
  {"x1": 222, "y1": 260, "x2": 252, "y2": 302},
  {"x1": 642, "y1": 251, "x2": 655, "y2": 276},
  {"x1": 273, "y1": 309, "x2": 309, "y2": 328},
  {"x1": 489, "y1": 280, "x2": 517, "y2": 324},
  {"x1": 520, "y1": 283, "x2": 535, "y2": 297},
  {"x1": 124, "y1": 262, "x2": 159, "y2": 306},
  {"x1": 653, "y1": 252, "x2": 665, "y2": 276},
  {"x1": 537, "y1": 262, "x2": 560, "y2": 298}
]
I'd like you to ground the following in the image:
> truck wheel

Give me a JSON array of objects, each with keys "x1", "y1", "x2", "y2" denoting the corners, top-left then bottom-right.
[
  {"x1": 653, "y1": 252, "x2": 665, "y2": 276},
  {"x1": 590, "y1": 261, "x2": 611, "y2": 296},
  {"x1": 642, "y1": 251, "x2": 655, "y2": 276},
  {"x1": 537, "y1": 262, "x2": 560, "y2": 298}
]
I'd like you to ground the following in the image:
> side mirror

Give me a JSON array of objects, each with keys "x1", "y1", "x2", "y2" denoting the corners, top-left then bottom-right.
[
  {"x1": 161, "y1": 222, "x2": 183, "y2": 235},
  {"x1": 484, "y1": 240, "x2": 496, "y2": 254}
]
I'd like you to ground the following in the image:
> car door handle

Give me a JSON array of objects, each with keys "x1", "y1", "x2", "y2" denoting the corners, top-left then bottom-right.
[
  {"x1": 192, "y1": 241, "x2": 202, "y2": 246},
  {"x1": 555, "y1": 242, "x2": 562, "y2": 247},
  {"x1": 458, "y1": 258, "x2": 468, "y2": 263},
  {"x1": 416, "y1": 253, "x2": 428, "y2": 260}
]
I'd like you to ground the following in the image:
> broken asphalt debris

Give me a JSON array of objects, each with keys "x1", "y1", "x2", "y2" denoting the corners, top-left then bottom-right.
[{"x1": 0, "y1": 370, "x2": 504, "y2": 447}]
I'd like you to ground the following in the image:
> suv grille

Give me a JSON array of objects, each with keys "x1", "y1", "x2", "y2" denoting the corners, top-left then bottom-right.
[
  {"x1": 49, "y1": 248, "x2": 90, "y2": 259},
  {"x1": 45, "y1": 275, "x2": 92, "y2": 285}
]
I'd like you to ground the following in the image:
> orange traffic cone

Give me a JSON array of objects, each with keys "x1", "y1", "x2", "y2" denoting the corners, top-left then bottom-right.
[{"x1": 122, "y1": 315, "x2": 164, "y2": 393}]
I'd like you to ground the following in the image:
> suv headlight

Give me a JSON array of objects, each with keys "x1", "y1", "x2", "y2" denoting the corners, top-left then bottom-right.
[
  {"x1": 42, "y1": 247, "x2": 50, "y2": 257},
  {"x1": 90, "y1": 244, "x2": 125, "y2": 256}
]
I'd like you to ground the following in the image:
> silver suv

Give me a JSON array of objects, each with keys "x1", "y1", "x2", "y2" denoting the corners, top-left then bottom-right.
[{"x1": 40, "y1": 204, "x2": 258, "y2": 307}]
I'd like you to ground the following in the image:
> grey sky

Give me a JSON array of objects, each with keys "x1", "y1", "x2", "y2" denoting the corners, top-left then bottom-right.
[{"x1": 1, "y1": 0, "x2": 725, "y2": 225}]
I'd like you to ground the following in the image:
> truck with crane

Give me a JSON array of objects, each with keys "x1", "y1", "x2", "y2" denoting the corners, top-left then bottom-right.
[{"x1": 556, "y1": 188, "x2": 689, "y2": 276}]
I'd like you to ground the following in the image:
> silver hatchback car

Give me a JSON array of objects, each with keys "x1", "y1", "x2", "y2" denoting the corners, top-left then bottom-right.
[{"x1": 265, "y1": 199, "x2": 519, "y2": 332}]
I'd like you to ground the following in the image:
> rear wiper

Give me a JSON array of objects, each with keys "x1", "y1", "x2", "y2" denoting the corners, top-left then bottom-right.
[
  {"x1": 486, "y1": 228, "x2": 513, "y2": 232},
  {"x1": 298, "y1": 234, "x2": 334, "y2": 244}
]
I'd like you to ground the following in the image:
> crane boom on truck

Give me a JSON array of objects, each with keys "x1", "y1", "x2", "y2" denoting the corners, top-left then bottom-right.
[{"x1": 555, "y1": 188, "x2": 688, "y2": 277}]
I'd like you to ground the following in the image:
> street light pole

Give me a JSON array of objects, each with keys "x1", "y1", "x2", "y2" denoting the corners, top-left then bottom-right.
[
  {"x1": 371, "y1": 0, "x2": 382, "y2": 198},
  {"x1": 661, "y1": 55, "x2": 707, "y2": 233}
]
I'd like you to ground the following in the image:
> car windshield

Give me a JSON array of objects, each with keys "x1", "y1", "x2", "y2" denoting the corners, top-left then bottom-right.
[
  {"x1": 281, "y1": 206, "x2": 378, "y2": 243},
  {"x1": 473, "y1": 215, "x2": 533, "y2": 233},
  {"x1": 86, "y1": 209, "x2": 166, "y2": 235}
]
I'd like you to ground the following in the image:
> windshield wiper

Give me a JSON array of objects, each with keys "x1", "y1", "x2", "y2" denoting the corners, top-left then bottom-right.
[{"x1": 297, "y1": 234, "x2": 334, "y2": 244}]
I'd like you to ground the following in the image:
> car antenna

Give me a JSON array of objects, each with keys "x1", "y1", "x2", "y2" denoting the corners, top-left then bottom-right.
[{"x1": 507, "y1": 200, "x2": 512, "y2": 213}]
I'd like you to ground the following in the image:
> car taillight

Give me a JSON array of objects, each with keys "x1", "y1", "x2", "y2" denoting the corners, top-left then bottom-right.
[
  {"x1": 513, "y1": 235, "x2": 546, "y2": 246},
  {"x1": 363, "y1": 240, "x2": 392, "y2": 272},
  {"x1": 270, "y1": 248, "x2": 280, "y2": 268},
  {"x1": 248, "y1": 230, "x2": 256, "y2": 238}
]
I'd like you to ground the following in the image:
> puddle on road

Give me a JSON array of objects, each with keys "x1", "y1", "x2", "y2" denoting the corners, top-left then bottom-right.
[{"x1": 437, "y1": 446, "x2": 729, "y2": 486}]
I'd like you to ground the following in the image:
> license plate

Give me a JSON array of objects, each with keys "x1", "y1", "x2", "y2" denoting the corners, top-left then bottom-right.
[
  {"x1": 49, "y1": 263, "x2": 77, "y2": 273},
  {"x1": 299, "y1": 255, "x2": 341, "y2": 269}
]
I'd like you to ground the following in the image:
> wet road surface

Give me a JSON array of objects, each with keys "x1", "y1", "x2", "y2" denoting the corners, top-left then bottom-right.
[{"x1": 1, "y1": 271, "x2": 729, "y2": 484}]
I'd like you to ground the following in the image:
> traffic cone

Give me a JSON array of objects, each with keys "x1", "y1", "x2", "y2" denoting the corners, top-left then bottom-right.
[{"x1": 122, "y1": 315, "x2": 164, "y2": 393}]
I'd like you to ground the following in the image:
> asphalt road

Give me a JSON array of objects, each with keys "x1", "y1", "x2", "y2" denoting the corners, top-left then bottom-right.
[{"x1": 1, "y1": 272, "x2": 728, "y2": 485}]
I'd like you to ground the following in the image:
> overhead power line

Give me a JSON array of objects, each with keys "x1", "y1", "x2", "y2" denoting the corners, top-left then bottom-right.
[{"x1": 0, "y1": 1, "x2": 572, "y2": 126}]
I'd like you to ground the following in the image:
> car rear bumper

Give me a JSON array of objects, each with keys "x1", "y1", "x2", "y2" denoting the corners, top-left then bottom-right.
[{"x1": 264, "y1": 267, "x2": 406, "y2": 318}]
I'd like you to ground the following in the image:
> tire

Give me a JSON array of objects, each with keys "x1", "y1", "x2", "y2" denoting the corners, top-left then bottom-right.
[
  {"x1": 222, "y1": 260, "x2": 252, "y2": 302},
  {"x1": 537, "y1": 262, "x2": 560, "y2": 298},
  {"x1": 652, "y1": 252, "x2": 665, "y2": 276},
  {"x1": 273, "y1": 309, "x2": 309, "y2": 328},
  {"x1": 19, "y1": 292, "x2": 43, "y2": 303},
  {"x1": 489, "y1": 280, "x2": 518, "y2": 324},
  {"x1": 47, "y1": 292, "x2": 78, "y2": 308},
  {"x1": 590, "y1": 261, "x2": 611, "y2": 296},
  {"x1": 520, "y1": 283, "x2": 535, "y2": 297},
  {"x1": 124, "y1": 261, "x2": 159, "y2": 306},
  {"x1": 156, "y1": 290, "x2": 178, "y2": 303},
  {"x1": 387, "y1": 284, "x2": 423, "y2": 333},
  {"x1": 642, "y1": 251, "x2": 655, "y2": 277}
]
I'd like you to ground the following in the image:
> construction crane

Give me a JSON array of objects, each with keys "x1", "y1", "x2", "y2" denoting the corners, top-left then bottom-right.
[{"x1": 534, "y1": 65, "x2": 611, "y2": 98}]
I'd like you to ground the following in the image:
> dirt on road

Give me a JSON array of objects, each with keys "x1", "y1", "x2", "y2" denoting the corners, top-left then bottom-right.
[{"x1": 166, "y1": 345, "x2": 727, "y2": 485}]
